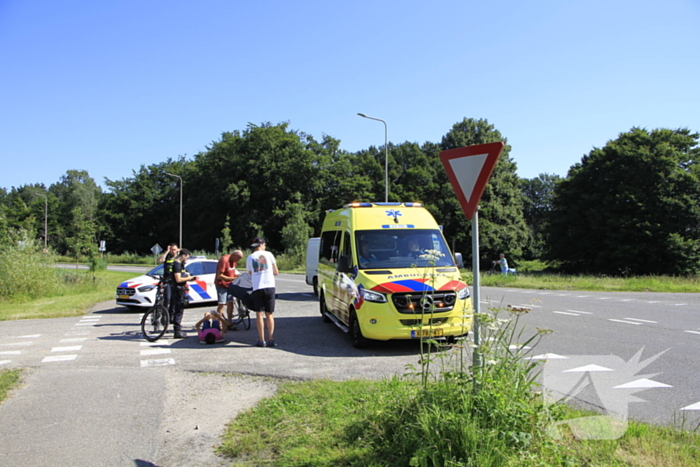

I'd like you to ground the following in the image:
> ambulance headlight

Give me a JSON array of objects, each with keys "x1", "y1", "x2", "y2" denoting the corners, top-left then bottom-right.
[
  {"x1": 362, "y1": 289, "x2": 387, "y2": 303},
  {"x1": 457, "y1": 287, "x2": 470, "y2": 300},
  {"x1": 138, "y1": 285, "x2": 157, "y2": 293}
]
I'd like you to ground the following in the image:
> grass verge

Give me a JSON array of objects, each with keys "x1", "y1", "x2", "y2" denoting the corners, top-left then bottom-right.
[
  {"x1": 0, "y1": 369, "x2": 21, "y2": 404},
  {"x1": 0, "y1": 270, "x2": 135, "y2": 321}
]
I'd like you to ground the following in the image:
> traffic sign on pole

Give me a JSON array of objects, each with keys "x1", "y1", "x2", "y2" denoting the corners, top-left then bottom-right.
[{"x1": 439, "y1": 142, "x2": 505, "y2": 220}]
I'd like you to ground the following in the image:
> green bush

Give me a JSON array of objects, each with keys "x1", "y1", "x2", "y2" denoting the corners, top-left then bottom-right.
[{"x1": 0, "y1": 230, "x2": 62, "y2": 301}]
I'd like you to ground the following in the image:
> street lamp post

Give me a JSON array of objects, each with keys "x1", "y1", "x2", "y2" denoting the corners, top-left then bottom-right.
[
  {"x1": 34, "y1": 193, "x2": 48, "y2": 251},
  {"x1": 165, "y1": 173, "x2": 183, "y2": 248},
  {"x1": 357, "y1": 113, "x2": 389, "y2": 202}
]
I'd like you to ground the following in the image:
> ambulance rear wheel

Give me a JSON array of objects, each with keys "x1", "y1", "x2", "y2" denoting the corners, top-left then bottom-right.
[
  {"x1": 319, "y1": 292, "x2": 331, "y2": 323},
  {"x1": 350, "y1": 308, "x2": 369, "y2": 349}
]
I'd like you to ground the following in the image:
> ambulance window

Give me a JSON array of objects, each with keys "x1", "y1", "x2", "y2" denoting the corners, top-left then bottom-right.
[
  {"x1": 320, "y1": 230, "x2": 342, "y2": 264},
  {"x1": 339, "y1": 231, "x2": 350, "y2": 260}
]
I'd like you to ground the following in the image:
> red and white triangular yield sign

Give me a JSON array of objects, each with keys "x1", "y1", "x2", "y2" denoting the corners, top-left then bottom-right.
[{"x1": 439, "y1": 142, "x2": 505, "y2": 220}]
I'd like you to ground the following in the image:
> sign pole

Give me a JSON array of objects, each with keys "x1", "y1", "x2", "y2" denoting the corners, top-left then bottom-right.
[{"x1": 471, "y1": 209, "x2": 482, "y2": 368}]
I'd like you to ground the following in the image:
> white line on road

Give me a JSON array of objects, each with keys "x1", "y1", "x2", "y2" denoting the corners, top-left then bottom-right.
[
  {"x1": 60, "y1": 338, "x2": 88, "y2": 343},
  {"x1": 567, "y1": 310, "x2": 593, "y2": 314},
  {"x1": 52, "y1": 346, "x2": 82, "y2": 352},
  {"x1": 16, "y1": 334, "x2": 41, "y2": 338},
  {"x1": 608, "y1": 319, "x2": 643, "y2": 325},
  {"x1": 624, "y1": 318, "x2": 658, "y2": 324},
  {"x1": 141, "y1": 358, "x2": 176, "y2": 367},
  {"x1": 0, "y1": 351, "x2": 21, "y2": 355},
  {"x1": 0, "y1": 360, "x2": 10, "y2": 365},
  {"x1": 42, "y1": 355, "x2": 77, "y2": 363},
  {"x1": 554, "y1": 311, "x2": 580, "y2": 316},
  {"x1": 140, "y1": 348, "x2": 171, "y2": 356},
  {"x1": 0, "y1": 342, "x2": 32, "y2": 346},
  {"x1": 684, "y1": 330, "x2": 700, "y2": 335}
]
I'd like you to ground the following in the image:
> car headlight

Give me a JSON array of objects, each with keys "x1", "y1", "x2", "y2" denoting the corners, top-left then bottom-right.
[
  {"x1": 138, "y1": 285, "x2": 157, "y2": 293},
  {"x1": 457, "y1": 287, "x2": 470, "y2": 300},
  {"x1": 361, "y1": 289, "x2": 387, "y2": 303}
]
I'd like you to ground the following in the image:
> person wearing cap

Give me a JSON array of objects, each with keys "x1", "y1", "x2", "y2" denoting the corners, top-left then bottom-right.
[{"x1": 246, "y1": 237, "x2": 279, "y2": 347}]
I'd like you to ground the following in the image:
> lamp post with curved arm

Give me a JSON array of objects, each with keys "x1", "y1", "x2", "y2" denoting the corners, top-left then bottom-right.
[
  {"x1": 34, "y1": 192, "x2": 48, "y2": 251},
  {"x1": 357, "y1": 113, "x2": 389, "y2": 202},
  {"x1": 165, "y1": 172, "x2": 183, "y2": 247}
]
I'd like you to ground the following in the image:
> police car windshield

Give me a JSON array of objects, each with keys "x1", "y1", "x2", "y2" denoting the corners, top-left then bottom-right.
[
  {"x1": 147, "y1": 264, "x2": 165, "y2": 277},
  {"x1": 355, "y1": 229, "x2": 455, "y2": 269}
]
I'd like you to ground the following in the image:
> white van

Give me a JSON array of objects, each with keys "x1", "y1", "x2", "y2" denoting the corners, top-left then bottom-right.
[{"x1": 305, "y1": 237, "x2": 320, "y2": 295}]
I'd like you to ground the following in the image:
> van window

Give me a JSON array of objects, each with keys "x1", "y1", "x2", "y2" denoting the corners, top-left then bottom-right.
[{"x1": 355, "y1": 229, "x2": 455, "y2": 269}]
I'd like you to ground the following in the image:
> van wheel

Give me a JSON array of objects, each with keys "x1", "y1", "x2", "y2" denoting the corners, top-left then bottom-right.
[
  {"x1": 312, "y1": 277, "x2": 318, "y2": 297},
  {"x1": 319, "y1": 292, "x2": 331, "y2": 323},
  {"x1": 350, "y1": 308, "x2": 369, "y2": 349}
]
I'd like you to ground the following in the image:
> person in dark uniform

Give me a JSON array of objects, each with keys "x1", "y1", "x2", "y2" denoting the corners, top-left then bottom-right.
[
  {"x1": 158, "y1": 243, "x2": 179, "y2": 321},
  {"x1": 171, "y1": 249, "x2": 199, "y2": 338}
]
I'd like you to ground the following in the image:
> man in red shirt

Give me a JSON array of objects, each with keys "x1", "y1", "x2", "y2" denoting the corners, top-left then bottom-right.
[{"x1": 215, "y1": 249, "x2": 243, "y2": 326}]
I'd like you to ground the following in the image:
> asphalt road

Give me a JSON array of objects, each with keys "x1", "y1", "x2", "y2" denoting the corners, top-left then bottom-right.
[{"x1": 0, "y1": 275, "x2": 698, "y2": 465}]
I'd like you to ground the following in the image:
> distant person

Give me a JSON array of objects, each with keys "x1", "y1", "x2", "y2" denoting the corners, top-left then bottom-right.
[
  {"x1": 171, "y1": 249, "x2": 200, "y2": 338},
  {"x1": 214, "y1": 249, "x2": 243, "y2": 328},
  {"x1": 195, "y1": 310, "x2": 228, "y2": 344},
  {"x1": 246, "y1": 237, "x2": 279, "y2": 347},
  {"x1": 494, "y1": 253, "x2": 517, "y2": 276},
  {"x1": 158, "y1": 243, "x2": 178, "y2": 318}
]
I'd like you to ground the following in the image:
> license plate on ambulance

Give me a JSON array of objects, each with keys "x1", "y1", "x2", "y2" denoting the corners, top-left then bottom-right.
[{"x1": 411, "y1": 328, "x2": 444, "y2": 338}]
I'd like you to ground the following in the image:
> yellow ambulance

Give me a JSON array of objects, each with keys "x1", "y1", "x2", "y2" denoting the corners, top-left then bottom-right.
[{"x1": 317, "y1": 202, "x2": 473, "y2": 348}]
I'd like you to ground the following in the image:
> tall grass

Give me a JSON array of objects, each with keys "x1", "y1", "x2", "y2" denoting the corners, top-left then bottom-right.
[{"x1": 0, "y1": 234, "x2": 63, "y2": 300}]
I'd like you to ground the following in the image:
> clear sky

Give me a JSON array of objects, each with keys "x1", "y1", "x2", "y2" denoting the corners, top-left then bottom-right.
[{"x1": 1, "y1": 0, "x2": 699, "y2": 192}]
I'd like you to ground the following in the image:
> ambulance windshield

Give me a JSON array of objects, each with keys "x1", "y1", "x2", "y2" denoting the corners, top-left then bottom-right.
[{"x1": 355, "y1": 229, "x2": 455, "y2": 269}]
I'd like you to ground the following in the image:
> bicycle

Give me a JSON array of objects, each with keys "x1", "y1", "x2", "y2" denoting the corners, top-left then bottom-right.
[
  {"x1": 140, "y1": 279, "x2": 170, "y2": 342},
  {"x1": 229, "y1": 296, "x2": 251, "y2": 330}
]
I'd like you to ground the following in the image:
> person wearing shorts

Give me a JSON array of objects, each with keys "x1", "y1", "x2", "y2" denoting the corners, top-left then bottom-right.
[
  {"x1": 246, "y1": 237, "x2": 278, "y2": 347},
  {"x1": 214, "y1": 249, "x2": 243, "y2": 328}
]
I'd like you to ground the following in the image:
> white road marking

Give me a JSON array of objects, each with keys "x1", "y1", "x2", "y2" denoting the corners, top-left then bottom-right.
[
  {"x1": 608, "y1": 319, "x2": 643, "y2": 325},
  {"x1": 42, "y1": 355, "x2": 77, "y2": 363},
  {"x1": 0, "y1": 351, "x2": 21, "y2": 355},
  {"x1": 140, "y1": 348, "x2": 171, "y2": 356},
  {"x1": 624, "y1": 318, "x2": 657, "y2": 324},
  {"x1": 575, "y1": 295, "x2": 590, "y2": 298},
  {"x1": 597, "y1": 297, "x2": 612, "y2": 300},
  {"x1": 74, "y1": 323, "x2": 96, "y2": 326},
  {"x1": 684, "y1": 330, "x2": 700, "y2": 335},
  {"x1": 0, "y1": 360, "x2": 10, "y2": 365},
  {"x1": 16, "y1": 334, "x2": 41, "y2": 338},
  {"x1": 554, "y1": 311, "x2": 580, "y2": 316},
  {"x1": 51, "y1": 346, "x2": 82, "y2": 352},
  {"x1": 681, "y1": 402, "x2": 700, "y2": 411},
  {"x1": 60, "y1": 338, "x2": 88, "y2": 343},
  {"x1": 619, "y1": 299, "x2": 634, "y2": 302},
  {"x1": 141, "y1": 358, "x2": 176, "y2": 367},
  {"x1": 673, "y1": 303, "x2": 688, "y2": 306},
  {"x1": 527, "y1": 353, "x2": 568, "y2": 360},
  {"x1": 614, "y1": 378, "x2": 672, "y2": 389},
  {"x1": 0, "y1": 342, "x2": 32, "y2": 347},
  {"x1": 140, "y1": 340, "x2": 170, "y2": 346},
  {"x1": 646, "y1": 301, "x2": 661, "y2": 304},
  {"x1": 564, "y1": 364, "x2": 614, "y2": 372},
  {"x1": 567, "y1": 310, "x2": 593, "y2": 314}
]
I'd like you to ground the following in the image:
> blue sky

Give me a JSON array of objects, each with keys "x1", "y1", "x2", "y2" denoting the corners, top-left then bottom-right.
[{"x1": 1, "y1": 0, "x2": 699, "y2": 192}]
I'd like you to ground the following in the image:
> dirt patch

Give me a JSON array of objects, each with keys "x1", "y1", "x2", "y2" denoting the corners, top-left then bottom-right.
[{"x1": 156, "y1": 370, "x2": 278, "y2": 467}]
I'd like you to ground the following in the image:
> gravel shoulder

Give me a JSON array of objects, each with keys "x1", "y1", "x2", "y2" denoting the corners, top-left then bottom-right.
[{"x1": 156, "y1": 370, "x2": 278, "y2": 467}]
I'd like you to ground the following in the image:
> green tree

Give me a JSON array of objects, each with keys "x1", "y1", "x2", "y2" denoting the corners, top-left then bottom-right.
[
  {"x1": 521, "y1": 173, "x2": 561, "y2": 259},
  {"x1": 548, "y1": 127, "x2": 700, "y2": 275},
  {"x1": 278, "y1": 193, "x2": 314, "y2": 261},
  {"x1": 49, "y1": 170, "x2": 102, "y2": 254}
]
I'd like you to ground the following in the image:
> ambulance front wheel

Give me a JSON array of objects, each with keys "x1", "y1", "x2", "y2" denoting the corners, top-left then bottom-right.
[
  {"x1": 319, "y1": 292, "x2": 331, "y2": 323},
  {"x1": 350, "y1": 308, "x2": 369, "y2": 349}
]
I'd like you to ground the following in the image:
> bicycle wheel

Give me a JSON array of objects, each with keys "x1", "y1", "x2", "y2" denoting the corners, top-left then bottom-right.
[
  {"x1": 230, "y1": 299, "x2": 251, "y2": 330},
  {"x1": 141, "y1": 305, "x2": 169, "y2": 342}
]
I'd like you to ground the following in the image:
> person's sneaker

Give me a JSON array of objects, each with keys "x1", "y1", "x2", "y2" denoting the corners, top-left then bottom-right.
[
  {"x1": 267, "y1": 340, "x2": 276, "y2": 347},
  {"x1": 255, "y1": 341, "x2": 266, "y2": 347},
  {"x1": 174, "y1": 331, "x2": 188, "y2": 339}
]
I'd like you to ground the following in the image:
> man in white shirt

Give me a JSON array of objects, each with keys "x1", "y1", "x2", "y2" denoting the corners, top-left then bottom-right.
[{"x1": 246, "y1": 237, "x2": 279, "y2": 347}]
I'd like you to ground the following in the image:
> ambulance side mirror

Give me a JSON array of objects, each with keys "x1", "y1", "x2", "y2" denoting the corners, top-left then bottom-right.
[{"x1": 336, "y1": 255, "x2": 351, "y2": 273}]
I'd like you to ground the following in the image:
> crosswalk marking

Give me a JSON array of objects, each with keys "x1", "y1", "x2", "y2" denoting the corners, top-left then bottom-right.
[{"x1": 42, "y1": 355, "x2": 77, "y2": 363}]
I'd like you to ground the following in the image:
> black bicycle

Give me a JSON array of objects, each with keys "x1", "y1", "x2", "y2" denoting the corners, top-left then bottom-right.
[
  {"x1": 229, "y1": 297, "x2": 251, "y2": 330},
  {"x1": 140, "y1": 279, "x2": 169, "y2": 342}
]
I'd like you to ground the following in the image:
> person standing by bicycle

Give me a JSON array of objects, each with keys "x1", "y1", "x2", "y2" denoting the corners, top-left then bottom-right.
[
  {"x1": 159, "y1": 243, "x2": 179, "y2": 321},
  {"x1": 171, "y1": 249, "x2": 199, "y2": 338},
  {"x1": 214, "y1": 249, "x2": 243, "y2": 328}
]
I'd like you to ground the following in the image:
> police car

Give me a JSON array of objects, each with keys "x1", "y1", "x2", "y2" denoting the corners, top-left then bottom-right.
[{"x1": 115, "y1": 256, "x2": 218, "y2": 309}]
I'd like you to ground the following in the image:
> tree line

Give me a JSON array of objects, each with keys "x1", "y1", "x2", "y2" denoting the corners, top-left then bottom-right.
[{"x1": 1, "y1": 118, "x2": 698, "y2": 276}]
